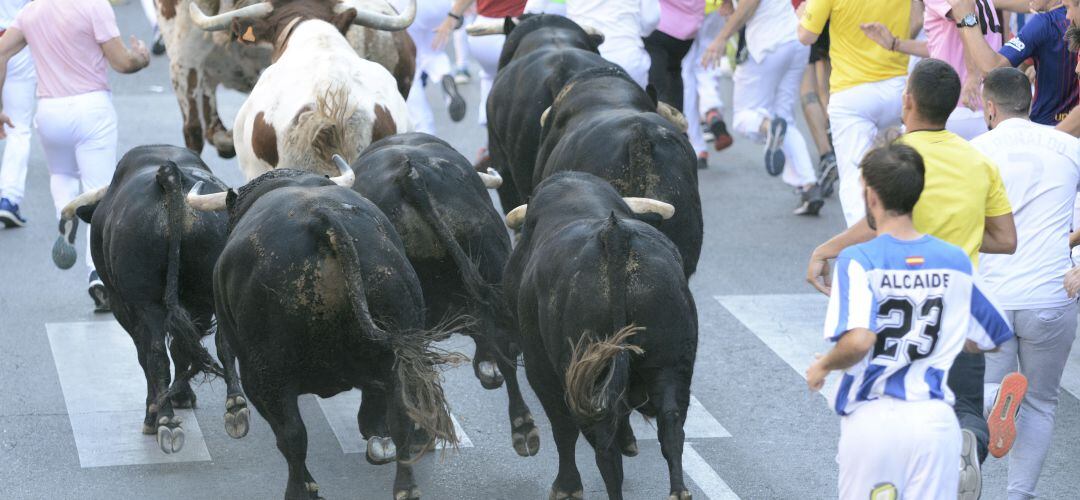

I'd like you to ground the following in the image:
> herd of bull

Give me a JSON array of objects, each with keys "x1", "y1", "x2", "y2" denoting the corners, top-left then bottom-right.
[{"x1": 47, "y1": 2, "x2": 706, "y2": 499}]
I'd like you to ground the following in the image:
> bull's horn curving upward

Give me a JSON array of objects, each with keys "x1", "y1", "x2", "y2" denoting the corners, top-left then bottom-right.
[
  {"x1": 623, "y1": 197, "x2": 675, "y2": 220},
  {"x1": 186, "y1": 181, "x2": 229, "y2": 211},
  {"x1": 477, "y1": 168, "x2": 502, "y2": 189},
  {"x1": 505, "y1": 204, "x2": 527, "y2": 230},
  {"x1": 189, "y1": 2, "x2": 274, "y2": 32},
  {"x1": 655, "y1": 102, "x2": 688, "y2": 133},
  {"x1": 540, "y1": 106, "x2": 552, "y2": 128},
  {"x1": 335, "y1": 0, "x2": 416, "y2": 31},
  {"x1": 330, "y1": 154, "x2": 356, "y2": 187},
  {"x1": 51, "y1": 187, "x2": 108, "y2": 269},
  {"x1": 466, "y1": 20, "x2": 506, "y2": 36}
]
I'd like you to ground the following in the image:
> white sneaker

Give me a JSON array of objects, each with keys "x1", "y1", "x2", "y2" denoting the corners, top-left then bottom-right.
[{"x1": 958, "y1": 429, "x2": 981, "y2": 500}]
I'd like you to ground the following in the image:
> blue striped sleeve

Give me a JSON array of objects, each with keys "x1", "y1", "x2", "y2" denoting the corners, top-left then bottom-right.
[
  {"x1": 825, "y1": 253, "x2": 875, "y2": 341},
  {"x1": 969, "y1": 284, "x2": 1014, "y2": 349}
]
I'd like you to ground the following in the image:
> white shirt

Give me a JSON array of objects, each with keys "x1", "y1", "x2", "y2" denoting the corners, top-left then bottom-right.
[
  {"x1": 523, "y1": 0, "x2": 660, "y2": 47},
  {"x1": 743, "y1": 0, "x2": 798, "y2": 62},
  {"x1": 0, "y1": 0, "x2": 29, "y2": 29},
  {"x1": 973, "y1": 118, "x2": 1080, "y2": 310}
]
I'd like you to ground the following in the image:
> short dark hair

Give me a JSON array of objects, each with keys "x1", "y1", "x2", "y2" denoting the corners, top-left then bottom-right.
[
  {"x1": 860, "y1": 143, "x2": 925, "y2": 215},
  {"x1": 908, "y1": 59, "x2": 961, "y2": 125},
  {"x1": 983, "y1": 67, "x2": 1032, "y2": 115}
]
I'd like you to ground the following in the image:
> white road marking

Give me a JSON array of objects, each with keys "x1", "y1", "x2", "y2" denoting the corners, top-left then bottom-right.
[
  {"x1": 630, "y1": 396, "x2": 732, "y2": 440},
  {"x1": 1058, "y1": 333, "x2": 1080, "y2": 400},
  {"x1": 684, "y1": 444, "x2": 741, "y2": 500},
  {"x1": 715, "y1": 294, "x2": 837, "y2": 400},
  {"x1": 46, "y1": 321, "x2": 211, "y2": 467},
  {"x1": 315, "y1": 389, "x2": 473, "y2": 453}
]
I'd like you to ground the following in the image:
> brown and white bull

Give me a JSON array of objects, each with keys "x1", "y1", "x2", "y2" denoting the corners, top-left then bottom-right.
[
  {"x1": 189, "y1": 0, "x2": 414, "y2": 179},
  {"x1": 157, "y1": 0, "x2": 416, "y2": 159}
]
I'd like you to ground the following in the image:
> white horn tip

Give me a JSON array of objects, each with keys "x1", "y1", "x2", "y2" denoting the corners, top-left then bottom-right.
[
  {"x1": 623, "y1": 197, "x2": 675, "y2": 220},
  {"x1": 505, "y1": 204, "x2": 528, "y2": 230},
  {"x1": 478, "y1": 168, "x2": 503, "y2": 189},
  {"x1": 189, "y1": 181, "x2": 205, "y2": 196}
]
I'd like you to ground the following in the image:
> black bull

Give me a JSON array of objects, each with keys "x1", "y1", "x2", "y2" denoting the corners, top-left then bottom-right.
[
  {"x1": 503, "y1": 172, "x2": 698, "y2": 500},
  {"x1": 209, "y1": 169, "x2": 459, "y2": 500},
  {"x1": 49, "y1": 145, "x2": 248, "y2": 455},
  {"x1": 351, "y1": 132, "x2": 540, "y2": 456}
]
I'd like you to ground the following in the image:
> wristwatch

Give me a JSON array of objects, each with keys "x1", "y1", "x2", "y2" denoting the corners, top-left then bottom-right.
[
  {"x1": 956, "y1": 13, "x2": 979, "y2": 29},
  {"x1": 447, "y1": 11, "x2": 464, "y2": 29}
]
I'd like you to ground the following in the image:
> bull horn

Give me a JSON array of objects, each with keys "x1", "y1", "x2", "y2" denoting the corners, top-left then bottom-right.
[
  {"x1": 466, "y1": 20, "x2": 505, "y2": 36},
  {"x1": 477, "y1": 168, "x2": 502, "y2": 189},
  {"x1": 335, "y1": 0, "x2": 416, "y2": 31},
  {"x1": 330, "y1": 154, "x2": 355, "y2": 187},
  {"x1": 51, "y1": 187, "x2": 108, "y2": 270},
  {"x1": 505, "y1": 204, "x2": 527, "y2": 230},
  {"x1": 579, "y1": 24, "x2": 605, "y2": 44},
  {"x1": 540, "y1": 106, "x2": 552, "y2": 128},
  {"x1": 656, "y1": 102, "x2": 688, "y2": 133},
  {"x1": 623, "y1": 197, "x2": 674, "y2": 220},
  {"x1": 186, "y1": 181, "x2": 229, "y2": 211},
  {"x1": 189, "y1": 1, "x2": 273, "y2": 32}
]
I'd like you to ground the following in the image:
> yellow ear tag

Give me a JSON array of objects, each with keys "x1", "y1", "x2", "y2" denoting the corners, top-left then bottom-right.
[{"x1": 242, "y1": 26, "x2": 256, "y2": 43}]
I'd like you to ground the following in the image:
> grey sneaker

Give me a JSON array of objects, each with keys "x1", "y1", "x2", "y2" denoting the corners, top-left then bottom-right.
[
  {"x1": 817, "y1": 152, "x2": 838, "y2": 198},
  {"x1": 793, "y1": 184, "x2": 824, "y2": 216},
  {"x1": 442, "y1": 75, "x2": 466, "y2": 122},
  {"x1": 89, "y1": 270, "x2": 110, "y2": 313},
  {"x1": 764, "y1": 118, "x2": 787, "y2": 176},
  {"x1": 959, "y1": 429, "x2": 981, "y2": 500}
]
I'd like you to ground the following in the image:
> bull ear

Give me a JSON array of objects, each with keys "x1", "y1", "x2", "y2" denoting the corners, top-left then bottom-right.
[
  {"x1": 75, "y1": 203, "x2": 98, "y2": 224},
  {"x1": 225, "y1": 189, "x2": 238, "y2": 210},
  {"x1": 503, "y1": 17, "x2": 517, "y2": 35},
  {"x1": 231, "y1": 19, "x2": 258, "y2": 44},
  {"x1": 645, "y1": 84, "x2": 659, "y2": 108},
  {"x1": 331, "y1": 8, "x2": 358, "y2": 35}
]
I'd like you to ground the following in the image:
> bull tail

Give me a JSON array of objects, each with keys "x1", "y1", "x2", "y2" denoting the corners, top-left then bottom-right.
[
  {"x1": 397, "y1": 160, "x2": 498, "y2": 312},
  {"x1": 313, "y1": 207, "x2": 463, "y2": 456},
  {"x1": 156, "y1": 162, "x2": 224, "y2": 400},
  {"x1": 293, "y1": 84, "x2": 359, "y2": 172},
  {"x1": 51, "y1": 186, "x2": 108, "y2": 270},
  {"x1": 564, "y1": 215, "x2": 643, "y2": 423}
]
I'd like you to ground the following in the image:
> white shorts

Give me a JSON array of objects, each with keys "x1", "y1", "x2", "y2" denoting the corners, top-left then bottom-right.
[{"x1": 838, "y1": 398, "x2": 960, "y2": 500}]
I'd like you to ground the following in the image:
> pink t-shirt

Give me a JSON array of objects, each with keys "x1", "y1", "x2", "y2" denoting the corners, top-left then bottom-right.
[
  {"x1": 657, "y1": 0, "x2": 705, "y2": 40},
  {"x1": 12, "y1": 0, "x2": 120, "y2": 98},
  {"x1": 924, "y1": 0, "x2": 1003, "y2": 107}
]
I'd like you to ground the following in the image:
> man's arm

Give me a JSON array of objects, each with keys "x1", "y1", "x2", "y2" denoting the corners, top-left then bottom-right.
[
  {"x1": 806, "y1": 218, "x2": 876, "y2": 294},
  {"x1": 101, "y1": 36, "x2": 149, "y2": 74},
  {"x1": 806, "y1": 328, "x2": 876, "y2": 391},
  {"x1": 0, "y1": 28, "x2": 28, "y2": 138},
  {"x1": 701, "y1": 0, "x2": 762, "y2": 67},
  {"x1": 947, "y1": 0, "x2": 1013, "y2": 73},
  {"x1": 796, "y1": 0, "x2": 827, "y2": 45},
  {"x1": 910, "y1": 0, "x2": 925, "y2": 39},
  {"x1": 433, "y1": 0, "x2": 477, "y2": 50},
  {"x1": 981, "y1": 213, "x2": 1017, "y2": 254},
  {"x1": 1056, "y1": 106, "x2": 1080, "y2": 137},
  {"x1": 860, "y1": 22, "x2": 930, "y2": 57}
]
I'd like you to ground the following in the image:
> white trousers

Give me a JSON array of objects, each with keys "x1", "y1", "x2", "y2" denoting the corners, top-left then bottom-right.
[
  {"x1": 946, "y1": 106, "x2": 989, "y2": 141},
  {"x1": 682, "y1": 11, "x2": 725, "y2": 155},
  {"x1": 140, "y1": 0, "x2": 157, "y2": 29},
  {"x1": 601, "y1": 37, "x2": 650, "y2": 89},
  {"x1": 453, "y1": 22, "x2": 470, "y2": 68},
  {"x1": 36, "y1": 91, "x2": 118, "y2": 273},
  {"x1": 839, "y1": 399, "x2": 961, "y2": 500},
  {"x1": 405, "y1": 0, "x2": 455, "y2": 134},
  {"x1": 732, "y1": 39, "x2": 816, "y2": 187},
  {"x1": 467, "y1": 14, "x2": 505, "y2": 127},
  {"x1": 0, "y1": 49, "x2": 36, "y2": 205},
  {"x1": 828, "y1": 76, "x2": 906, "y2": 226}
]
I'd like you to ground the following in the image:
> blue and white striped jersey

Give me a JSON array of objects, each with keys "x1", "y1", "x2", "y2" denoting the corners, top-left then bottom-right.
[{"x1": 823, "y1": 234, "x2": 1014, "y2": 416}]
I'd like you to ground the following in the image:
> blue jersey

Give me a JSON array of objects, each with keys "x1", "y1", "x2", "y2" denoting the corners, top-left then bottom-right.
[
  {"x1": 823, "y1": 234, "x2": 1013, "y2": 416},
  {"x1": 998, "y1": 8, "x2": 1079, "y2": 125}
]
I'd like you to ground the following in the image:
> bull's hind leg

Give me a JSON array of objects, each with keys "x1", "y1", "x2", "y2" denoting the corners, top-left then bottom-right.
[
  {"x1": 248, "y1": 383, "x2": 320, "y2": 500},
  {"x1": 494, "y1": 342, "x2": 539, "y2": 457},
  {"x1": 358, "y1": 388, "x2": 396, "y2": 465},
  {"x1": 471, "y1": 339, "x2": 504, "y2": 389},
  {"x1": 656, "y1": 385, "x2": 691, "y2": 500},
  {"x1": 200, "y1": 81, "x2": 236, "y2": 159},
  {"x1": 167, "y1": 338, "x2": 197, "y2": 409},
  {"x1": 582, "y1": 419, "x2": 628, "y2": 500},
  {"x1": 113, "y1": 304, "x2": 159, "y2": 435},
  {"x1": 173, "y1": 67, "x2": 204, "y2": 154},
  {"x1": 136, "y1": 306, "x2": 185, "y2": 454},
  {"x1": 215, "y1": 322, "x2": 250, "y2": 438},
  {"x1": 524, "y1": 364, "x2": 584, "y2": 499}
]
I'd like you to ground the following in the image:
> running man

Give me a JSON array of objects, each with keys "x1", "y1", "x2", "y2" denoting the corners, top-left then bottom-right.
[
  {"x1": 797, "y1": 0, "x2": 915, "y2": 226},
  {"x1": 0, "y1": 0, "x2": 34, "y2": 229},
  {"x1": 395, "y1": 0, "x2": 467, "y2": 134},
  {"x1": 0, "y1": 0, "x2": 150, "y2": 310},
  {"x1": 808, "y1": 141, "x2": 1013, "y2": 500},
  {"x1": 972, "y1": 67, "x2": 1080, "y2": 500}
]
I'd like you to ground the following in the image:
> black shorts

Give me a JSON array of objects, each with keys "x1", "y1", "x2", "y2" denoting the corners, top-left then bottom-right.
[{"x1": 809, "y1": 21, "x2": 830, "y2": 64}]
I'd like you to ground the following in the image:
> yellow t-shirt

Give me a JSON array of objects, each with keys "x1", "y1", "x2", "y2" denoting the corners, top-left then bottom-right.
[
  {"x1": 799, "y1": 0, "x2": 911, "y2": 93},
  {"x1": 901, "y1": 130, "x2": 1013, "y2": 267}
]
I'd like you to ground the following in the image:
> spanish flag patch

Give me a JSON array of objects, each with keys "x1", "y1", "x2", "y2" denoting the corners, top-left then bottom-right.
[{"x1": 906, "y1": 256, "x2": 925, "y2": 267}]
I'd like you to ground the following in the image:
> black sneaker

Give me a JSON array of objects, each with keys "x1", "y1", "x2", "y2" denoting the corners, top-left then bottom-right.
[
  {"x1": 89, "y1": 270, "x2": 111, "y2": 313},
  {"x1": 817, "y1": 152, "x2": 838, "y2": 198},
  {"x1": 0, "y1": 197, "x2": 27, "y2": 228},
  {"x1": 442, "y1": 75, "x2": 466, "y2": 122},
  {"x1": 793, "y1": 184, "x2": 824, "y2": 216},
  {"x1": 764, "y1": 118, "x2": 787, "y2": 176},
  {"x1": 152, "y1": 33, "x2": 166, "y2": 56},
  {"x1": 705, "y1": 110, "x2": 733, "y2": 151},
  {"x1": 697, "y1": 154, "x2": 708, "y2": 170}
]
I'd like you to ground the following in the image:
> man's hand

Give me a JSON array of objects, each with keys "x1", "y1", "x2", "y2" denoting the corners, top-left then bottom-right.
[
  {"x1": 806, "y1": 354, "x2": 829, "y2": 392},
  {"x1": 806, "y1": 248, "x2": 833, "y2": 295},
  {"x1": 700, "y1": 35, "x2": 729, "y2": 69},
  {"x1": 0, "y1": 112, "x2": 13, "y2": 140},
  {"x1": 946, "y1": 0, "x2": 979, "y2": 18},
  {"x1": 1065, "y1": 267, "x2": 1080, "y2": 298},
  {"x1": 860, "y1": 22, "x2": 896, "y2": 51},
  {"x1": 432, "y1": 16, "x2": 457, "y2": 50},
  {"x1": 961, "y1": 72, "x2": 982, "y2": 110},
  {"x1": 131, "y1": 36, "x2": 151, "y2": 70}
]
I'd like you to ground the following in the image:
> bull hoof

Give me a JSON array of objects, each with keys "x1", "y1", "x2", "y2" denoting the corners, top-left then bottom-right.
[
  {"x1": 224, "y1": 396, "x2": 250, "y2": 439},
  {"x1": 393, "y1": 486, "x2": 421, "y2": 500},
  {"x1": 475, "y1": 360, "x2": 504, "y2": 390},
  {"x1": 171, "y1": 389, "x2": 197, "y2": 409},
  {"x1": 156, "y1": 416, "x2": 185, "y2": 454},
  {"x1": 549, "y1": 489, "x2": 584, "y2": 500},
  {"x1": 305, "y1": 482, "x2": 322, "y2": 499},
  {"x1": 215, "y1": 143, "x2": 236, "y2": 160},
  {"x1": 141, "y1": 423, "x2": 155, "y2": 435},
  {"x1": 511, "y1": 413, "x2": 540, "y2": 457},
  {"x1": 211, "y1": 131, "x2": 236, "y2": 159},
  {"x1": 142, "y1": 404, "x2": 160, "y2": 434},
  {"x1": 667, "y1": 491, "x2": 692, "y2": 500},
  {"x1": 621, "y1": 439, "x2": 639, "y2": 457},
  {"x1": 366, "y1": 436, "x2": 396, "y2": 465}
]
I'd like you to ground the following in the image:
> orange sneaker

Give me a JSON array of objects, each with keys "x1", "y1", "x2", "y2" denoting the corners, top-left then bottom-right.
[{"x1": 988, "y1": 372, "x2": 1028, "y2": 458}]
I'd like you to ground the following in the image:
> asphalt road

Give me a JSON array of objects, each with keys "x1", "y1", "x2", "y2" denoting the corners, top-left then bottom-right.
[{"x1": 1, "y1": 2, "x2": 1078, "y2": 499}]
